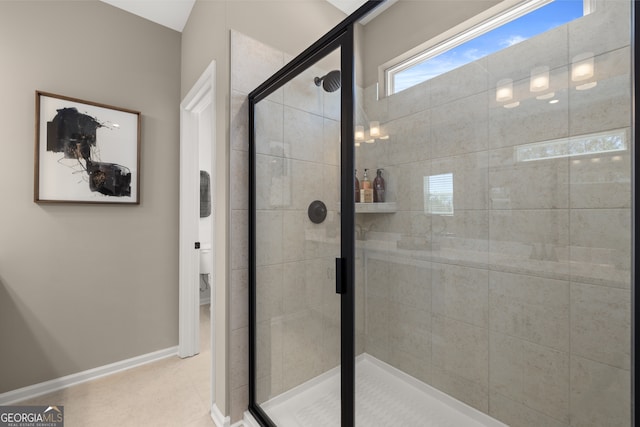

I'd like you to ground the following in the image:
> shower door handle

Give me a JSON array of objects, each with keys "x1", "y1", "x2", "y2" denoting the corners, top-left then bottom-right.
[{"x1": 335, "y1": 257, "x2": 346, "y2": 294}]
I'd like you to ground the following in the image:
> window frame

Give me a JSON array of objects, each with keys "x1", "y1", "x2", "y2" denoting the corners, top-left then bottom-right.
[{"x1": 380, "y1": 0, "x2": 594, "y2": 97}]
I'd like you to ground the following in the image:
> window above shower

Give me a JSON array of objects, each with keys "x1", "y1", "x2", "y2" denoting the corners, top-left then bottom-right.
[{"x1": 384, "y1": 0, "x2": 592, "y2": 96}]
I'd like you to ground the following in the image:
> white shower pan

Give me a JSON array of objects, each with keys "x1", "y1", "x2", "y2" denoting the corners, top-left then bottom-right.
[{"x1": 253, "y1": 354, "x2": 508, "y2": 427}]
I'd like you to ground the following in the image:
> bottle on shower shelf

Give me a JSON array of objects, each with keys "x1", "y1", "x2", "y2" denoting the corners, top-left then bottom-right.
[
  {"x1": 360, "y1": 169, "x2": 373, "y2": 203},
  {"x1": 373, "y1": 168, "x2": 385, "y2": 203},
  {"x1": 362, "y1": 169, "x2": 371, "y2": 189},
  {"x1": 355, "y1": 169, "x2": 360, "y2": 203}
]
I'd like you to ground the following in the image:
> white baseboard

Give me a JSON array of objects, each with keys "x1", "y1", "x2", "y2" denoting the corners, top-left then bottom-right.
[
  {"x1": 0, "y1": 346, "x2": 178, "y2": 405},
  {"x1": 211, "y1": 403, "x2": 231, "y2": 427}
]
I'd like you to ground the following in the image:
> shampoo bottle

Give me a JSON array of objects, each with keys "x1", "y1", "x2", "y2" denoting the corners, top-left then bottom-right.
[
  {"x1": 355, "y1": 169, "x2": 360, "y2": 203},
  {"x1": 373, "y1": 168, "x2": 386, "y2": 202},
  {"x1": 360, "y1": 169, "x2": 373, "y2": 202}
]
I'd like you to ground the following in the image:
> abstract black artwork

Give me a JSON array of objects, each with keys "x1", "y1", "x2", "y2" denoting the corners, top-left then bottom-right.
[{"x1": 35, "y1": 91, "x2": 141, "y2": 204}]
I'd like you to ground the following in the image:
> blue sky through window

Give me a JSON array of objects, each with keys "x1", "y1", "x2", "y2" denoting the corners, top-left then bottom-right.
[{"x1": 393, "y1": 0, "x2": 584, "y2": 93}]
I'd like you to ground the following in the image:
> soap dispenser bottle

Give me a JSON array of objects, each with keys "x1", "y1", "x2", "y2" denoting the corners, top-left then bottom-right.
[
  {"x1": 362, "y1": 169, "x2": 371, "y2": 189},
  {"x1": 360, "y1": 169, "x2": 373, "y2": 203},
  {"x1": 373, "y1": 168, "x2": 386, "y2": 202},
  {"x1": 355, "y1": 169, "x2": 360, "y2": 203}
]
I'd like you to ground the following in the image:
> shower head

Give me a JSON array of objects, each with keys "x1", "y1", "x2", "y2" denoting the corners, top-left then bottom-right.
[{"x1": 314, "y1": 70, "x2": 341, "y2": 92}]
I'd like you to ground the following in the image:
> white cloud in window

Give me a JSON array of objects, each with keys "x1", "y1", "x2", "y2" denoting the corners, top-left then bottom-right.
[
  {"x1": 463, "y1": 48, "x2": 486, "y2": 61},
  {"x1": 500, "y1": 35, "x2": 526, "y2": 47}
]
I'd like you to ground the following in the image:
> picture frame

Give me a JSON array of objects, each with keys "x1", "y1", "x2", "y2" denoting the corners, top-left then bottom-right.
[{"x1": 34, "y1": 91, "x2": 141, "y2": 204}]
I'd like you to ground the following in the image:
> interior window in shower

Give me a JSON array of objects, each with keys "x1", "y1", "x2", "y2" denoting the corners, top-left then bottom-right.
[{"x1": 424, "y1": 173, "x2": 454, "y2": 215}]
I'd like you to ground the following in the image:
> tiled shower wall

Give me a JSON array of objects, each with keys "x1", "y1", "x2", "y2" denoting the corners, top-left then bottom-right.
[
  {"x1": 253, "y1": 55, "x2": 345, "y2": 404},
  {"x1": 229, "y1": 30, "x2": 282, "y2": 422},
  {"x1": 356, "y1": 2, "x2": 631, "y2": 426}
]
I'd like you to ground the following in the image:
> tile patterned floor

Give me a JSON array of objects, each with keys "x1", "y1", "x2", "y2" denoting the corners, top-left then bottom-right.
[{"x1": 17, "y1": 305, "x2": 214, "y2": 427}]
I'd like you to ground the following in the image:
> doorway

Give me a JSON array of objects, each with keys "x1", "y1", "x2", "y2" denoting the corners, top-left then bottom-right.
[{"x1": 179, "y1": 60, "x2": 217, "y2": 412}]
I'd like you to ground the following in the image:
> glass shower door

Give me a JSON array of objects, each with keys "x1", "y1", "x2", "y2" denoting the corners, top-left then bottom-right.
[{"x1": 251, "y1": 44, "x2": 348, "y2": 426}]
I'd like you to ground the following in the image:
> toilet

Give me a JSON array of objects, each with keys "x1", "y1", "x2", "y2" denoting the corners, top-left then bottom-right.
[{"x1": 200, "y1": 243, "x2": 212, "y2": 275}]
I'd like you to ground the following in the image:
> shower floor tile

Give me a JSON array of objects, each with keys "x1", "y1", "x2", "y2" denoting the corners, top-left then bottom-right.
[{"x1": 260, "y1": 354, "x2": 507, "y2": 427}]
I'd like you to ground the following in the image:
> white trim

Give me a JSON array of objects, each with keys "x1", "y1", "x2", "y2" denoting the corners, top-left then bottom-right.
[
  {"x1": 179, "y1": 98, "x2": 201, "y2": 358},
  {"x1": 0, "y1": 347, "x2": 177, "y2": 405},
  {"x1": 584, "y1": 0, "x2": 596, "y2": 14},
  {"x1": 211, "y1": 403, "x2": 231, "y2": 427},
  {"x1": 180, "y1": 60, "x2": 220, "y2": 425},
  {"x1": 179, "y1": 61, "x2": 216, "y2": 359}
]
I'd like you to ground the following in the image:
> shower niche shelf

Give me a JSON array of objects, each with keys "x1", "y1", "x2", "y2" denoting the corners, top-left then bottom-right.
[
  {"x1": 337, "y1": 202, "x2": 397, "y2": 213},
  {"x1": 355, "y1": 202, "x2": 397, "y2": 213}
]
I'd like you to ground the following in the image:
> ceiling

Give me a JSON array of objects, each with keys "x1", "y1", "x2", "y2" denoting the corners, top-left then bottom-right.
[
  {"x1": 98, "y1": 0, "x2": 388, "y2": 33},
  {"x1": 326, "y1": 0, "x2": 366, "y2": 16},
  {"x1": 99, "y1": 0, "x2": 197, "y2": 32}
]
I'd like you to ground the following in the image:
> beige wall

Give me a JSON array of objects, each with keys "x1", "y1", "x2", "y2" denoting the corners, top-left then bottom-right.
[
  {"x1": 0, "y1": 1, "x2": 181, "y2": 393},
  {"x1": 180, "y1": 0, "x2": 347, "y2": 421},
  {"x1": 181, "y1": 0, "x2": 348, "y2": 98}
]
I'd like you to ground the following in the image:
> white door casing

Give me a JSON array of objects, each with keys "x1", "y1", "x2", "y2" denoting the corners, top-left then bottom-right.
[{"x1": 179, "y1": 58, "x2": 216, "y2": 393}]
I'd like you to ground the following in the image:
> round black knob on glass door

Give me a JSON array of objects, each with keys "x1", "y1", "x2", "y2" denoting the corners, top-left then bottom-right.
[{"x1": 308, "y1": 200, "x2": 327, "y2": 224}]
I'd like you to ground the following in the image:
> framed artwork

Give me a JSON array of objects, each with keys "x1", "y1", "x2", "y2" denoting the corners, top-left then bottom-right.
[{"x1": 34, "y1": 91, "x2": 141, "y2": 204}]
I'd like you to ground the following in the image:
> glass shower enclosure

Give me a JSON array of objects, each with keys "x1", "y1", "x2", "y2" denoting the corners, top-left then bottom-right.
[
  {"x1": 248, "y1": 14, "x2": 362, "y2": 425},
  {"x1": 249, "y1": 0, "x2": 637, "y2": 426}
]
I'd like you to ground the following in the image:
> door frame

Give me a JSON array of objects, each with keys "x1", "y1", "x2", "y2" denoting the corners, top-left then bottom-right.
[
  {"x1": 179, "y1": 59, "x2": 219, "y2": 420},
  {"x1": 180, "y1": 60, "x2": 231, "y2": 426},
  {"x1": 179, "y1": 60, "x2": 215, "y2": 358}
]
